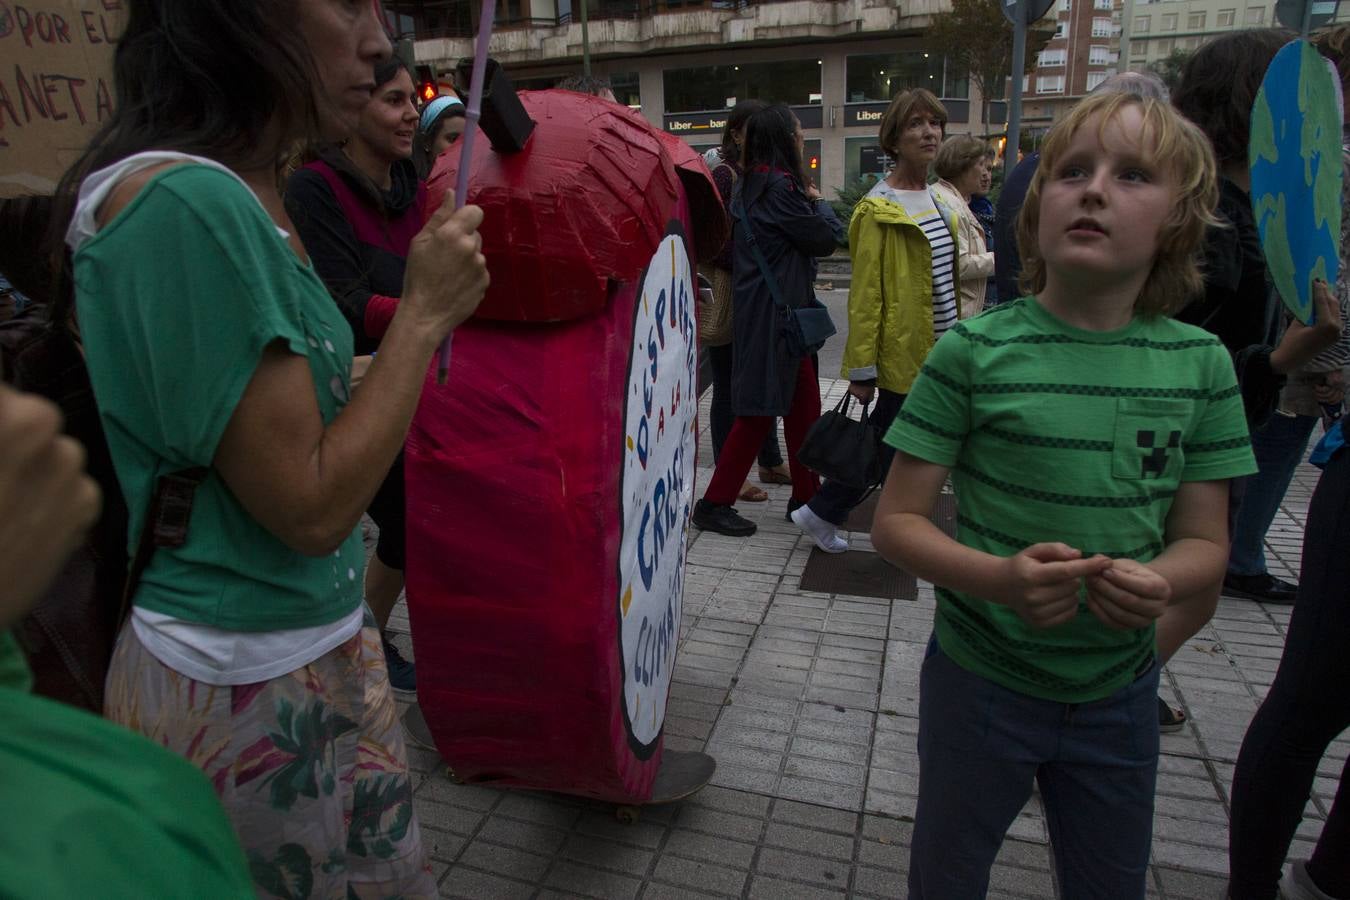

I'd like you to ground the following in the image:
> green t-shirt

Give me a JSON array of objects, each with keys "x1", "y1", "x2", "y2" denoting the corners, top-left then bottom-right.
[
  {"x1": 75, "y1": 165, "x2": 365, "y2": 631},
  {"x1": 0, "y1": 633, "x2": 252, "y2": 898},
  {"x1": 887, "y1": 298, "x2": 1257, "y2": 702}
]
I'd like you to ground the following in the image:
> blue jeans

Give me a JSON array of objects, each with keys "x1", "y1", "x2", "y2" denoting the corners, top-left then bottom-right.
[
  {"x1": 1228, "y1": 412, "x2": 1317, "y2": 577},
  {"x1": 909, "y1": 639, "x2": 1160, "y2": 900}
]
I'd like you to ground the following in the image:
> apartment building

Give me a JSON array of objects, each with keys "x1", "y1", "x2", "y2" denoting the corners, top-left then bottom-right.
[
  {"x1": 1120, "y1": 0, "x2": 1350, "y2": 71},
  {"x1": 1018, "y1": 0, "x2": 1123, "y2": 135},
  {"x1": 387, "y1": 0, "x2": 1007, "y2": 194}
]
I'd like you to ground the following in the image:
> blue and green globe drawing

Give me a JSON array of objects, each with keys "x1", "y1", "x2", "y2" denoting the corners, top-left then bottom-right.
[{"x1": 1250, "y1": 39, "x2": 1343, "y2": 324}]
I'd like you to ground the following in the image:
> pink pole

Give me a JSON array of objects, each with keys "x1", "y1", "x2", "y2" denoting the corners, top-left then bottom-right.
[{"x1": 436, "y1": 0, "x2": 496, "y2": 384}]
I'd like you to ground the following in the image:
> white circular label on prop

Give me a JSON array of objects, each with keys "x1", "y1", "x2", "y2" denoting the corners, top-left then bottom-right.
[{"x1": 617, "y1": 224, "x2": 698, "y2": 756}]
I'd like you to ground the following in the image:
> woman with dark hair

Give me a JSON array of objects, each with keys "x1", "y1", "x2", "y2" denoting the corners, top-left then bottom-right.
[
  {"x1": 691, "y1": 104, "x2": 844, "y2": 537},
  {"x1": 700, "y1": 98, "x2": 793, "y2": 504},
  {"x1": 1224, "y1": 28, "x2": 1350, "y2": 900},
  {"x1": 53, "y1": 1, "x2": 488, "y2": 895},
  {"x1": 790, "y1": 88, "x2": 957, "y2": 554},
  {"x1": 413, "y1": 93, "x2": 466, "y2": 179},
  {"x1": 285, "y1": 57, "x2": 423, "y2": 695},
  {"x1": 1164, "y1": 28, "x2": 1342, "y2": 625}
]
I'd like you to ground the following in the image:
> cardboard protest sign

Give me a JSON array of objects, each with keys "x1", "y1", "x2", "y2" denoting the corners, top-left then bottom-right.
[
  {"x1": 404, "y1": 92, "x2": 716, "y2": 801},
  {"x1": 0, "y1": 0, "x2": 121, "y2": 197},
  {"x1": 1250, "y1": 39, "x2": 1344, "y2": 323}
]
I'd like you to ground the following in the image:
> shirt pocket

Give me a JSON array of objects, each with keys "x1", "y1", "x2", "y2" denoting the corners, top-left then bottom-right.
[{"x1": 1112, "y1": 398, "x2": 1190, "y2": 483}]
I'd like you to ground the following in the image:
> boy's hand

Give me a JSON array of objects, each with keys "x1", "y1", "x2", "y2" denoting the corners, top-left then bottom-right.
[
  {"x1": 998, "y1": 543, "x2": 1111, "y2": 630},
  {"x1": 1085, "y1": 558, "x2": 1172, "y2": 631}
]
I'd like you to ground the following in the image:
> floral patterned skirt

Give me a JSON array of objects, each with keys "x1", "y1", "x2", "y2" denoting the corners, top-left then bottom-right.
[{"x1": 105, "y1": 615, "x2": 436, "y2": 900}]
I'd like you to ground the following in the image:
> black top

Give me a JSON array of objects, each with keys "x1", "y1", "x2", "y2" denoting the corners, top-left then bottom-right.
[
  {"x1": 284, "y1": 149, "x2": 422, "y2": 356},
  {"x1": 1177, "y1": 177, "x2": 1284, "y2": 427},
  {"x1": 994, "y1": 152, "x2": 1039, "y2": 304}
]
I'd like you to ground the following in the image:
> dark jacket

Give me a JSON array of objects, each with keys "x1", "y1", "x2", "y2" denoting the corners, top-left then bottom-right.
[
  {"x1": 284, "y1": 149, "x2": 425, "y2": 355},
  {"x1": 994, "y1": 152, "x2": 1038, "y2": 303},
  {"x1": 729, "y1": 169, "x2": 845, "y2": 416},
  {"x1": 1177, "y1": 177, "x2": 1285, "y2": 427}
]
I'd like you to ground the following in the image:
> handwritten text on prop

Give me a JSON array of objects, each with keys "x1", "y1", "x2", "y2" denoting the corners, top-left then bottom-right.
[{"x1": 0, "y1": 0, "x2": 122, "y2": 197}]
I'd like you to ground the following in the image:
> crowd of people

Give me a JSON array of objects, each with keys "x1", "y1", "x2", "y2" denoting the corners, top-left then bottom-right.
[{"x1": 0, "y1": 0, "x2": 1347, "y2": 896}]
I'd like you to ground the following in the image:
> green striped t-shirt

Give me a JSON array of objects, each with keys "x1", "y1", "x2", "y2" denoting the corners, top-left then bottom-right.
[{"x1": 886, "y1": 297, "x2": 1257, "y2": 703}]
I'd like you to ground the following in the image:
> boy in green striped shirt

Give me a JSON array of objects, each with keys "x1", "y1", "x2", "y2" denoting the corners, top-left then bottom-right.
[{"x1": 873, "y1": 93, "x2": 1257, "y2": 899}]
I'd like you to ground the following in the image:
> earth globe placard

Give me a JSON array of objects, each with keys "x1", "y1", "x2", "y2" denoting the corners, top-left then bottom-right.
[{"x1": 1249, "y1": 39, "x2": 1343, "y2": 324}]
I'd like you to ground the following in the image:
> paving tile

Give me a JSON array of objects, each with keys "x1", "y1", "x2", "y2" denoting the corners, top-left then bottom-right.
[
  {"x1": 763, "y1": 821, "x2": 855, "y2": 859},
  {"x1": 457, "y1": 840, "x2": 553, "y2": 881},
  {"x1": 544, "y1": 861, "x2": 643, "y2": 900},
  {"x1": 560, "y1": 834, "x2": 655, "y2": 877},
  {"x1": 476, "y1": 816, "x2": 571, "y2": 855},
  {"x1": 770, "y1": 799, "x2": 859, "y2": 834},
  {"x1": 640, "y1": 884, "x2": 727, "y2": 900},
  {"x1": 1155, "y1": 865, "x2": 1235, "y2": 899},
  {"x1": 853, "y1": 865, "x2": 906, "y2": 896},
  {"x1": 747, "y1": 874, "x2": 847, "y2": 899},
  {"x1": 755, "y1": 847, "x2": 852, "y2": 888},
  {"x1": 439, "y1": 866, "x2": 537, "y2": 899},
  {"x1": 673, "y1": 804, "x2": 767, "y2": 843},
  {"x1": 651, "y1": 855, "x2": 749, "y2": 897},
  {"x1": 662, "y1": 828, "x2": 757, "y2": 868}
]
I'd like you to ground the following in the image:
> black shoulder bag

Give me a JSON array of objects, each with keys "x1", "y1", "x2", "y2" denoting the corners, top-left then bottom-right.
[{"x1": 798, "y1": 392, "x2": 884, "y2": 490}]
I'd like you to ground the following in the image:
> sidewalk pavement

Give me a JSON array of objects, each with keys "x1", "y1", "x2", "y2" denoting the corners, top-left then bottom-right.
[{"x1": 385, "y1": 376, "x2": 1345, "y2": 899}]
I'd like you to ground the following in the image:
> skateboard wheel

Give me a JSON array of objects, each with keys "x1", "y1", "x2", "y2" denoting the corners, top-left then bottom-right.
[{"x1": 615, "y1": 806, "x2": 640, "y2": 824}]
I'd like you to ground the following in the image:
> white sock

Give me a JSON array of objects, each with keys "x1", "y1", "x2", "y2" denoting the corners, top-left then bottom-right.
[{"x1": 791, "y1": 505, "x2": 848, "y2": 554}]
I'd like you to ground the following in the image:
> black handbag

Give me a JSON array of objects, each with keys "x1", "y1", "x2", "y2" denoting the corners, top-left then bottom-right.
[
  {"x1": 798, "y1": 393, "x2": 885, "y2": 489},
  {"x1": 732, "y1": 195, "x2": 837, "y2": 358}
]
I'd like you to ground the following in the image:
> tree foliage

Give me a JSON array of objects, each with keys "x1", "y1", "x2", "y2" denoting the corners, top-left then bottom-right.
[
  {"x1": 927, "y1": 0, "x2": 1056, "y2": 128},
  {"x1": 1147, "y1": 48, "x2": 1193, "y2": 94}
]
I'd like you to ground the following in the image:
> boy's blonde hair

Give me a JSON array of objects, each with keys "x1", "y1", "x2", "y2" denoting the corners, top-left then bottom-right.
[{"x1": 1015, "y1": 93, "x2": 1219, "y2": 316}]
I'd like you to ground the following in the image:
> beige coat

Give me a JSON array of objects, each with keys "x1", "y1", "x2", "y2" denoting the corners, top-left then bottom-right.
[{"x1": 930, "y1": 179, "x2": 994, "y2": 318}]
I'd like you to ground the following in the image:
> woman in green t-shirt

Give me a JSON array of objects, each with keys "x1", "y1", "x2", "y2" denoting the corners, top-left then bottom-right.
[{"x1": 52, "y1": 2, "x2": 489, "y2": 897}]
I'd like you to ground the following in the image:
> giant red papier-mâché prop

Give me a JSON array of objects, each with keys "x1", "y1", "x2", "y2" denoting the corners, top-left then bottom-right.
[{"x1": 405, "y1": 90, "x2": 726, "y2": 802}]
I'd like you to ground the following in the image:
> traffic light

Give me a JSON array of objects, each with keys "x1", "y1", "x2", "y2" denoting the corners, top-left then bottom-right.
[
  {"x1": 415, "y1": 64, "x2": 438, "y2": 103},
  {"x1": 808, "y1": 155, "x2": 819, "y2": 172}
]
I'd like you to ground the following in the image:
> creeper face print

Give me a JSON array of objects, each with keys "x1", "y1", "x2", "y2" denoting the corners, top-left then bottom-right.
[{"x1": 1137, "y1": 429, "x2": 1181, "y2": 479}]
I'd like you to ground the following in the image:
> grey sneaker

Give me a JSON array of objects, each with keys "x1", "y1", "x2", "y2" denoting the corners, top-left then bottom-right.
[{"x1": 1281, "y1": 860, "x2": 1336, "y2": 900}]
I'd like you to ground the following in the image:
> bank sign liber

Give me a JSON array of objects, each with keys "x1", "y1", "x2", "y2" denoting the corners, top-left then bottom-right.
[{"x1": 0, "y1": 0, "x2": 122, "y2": 197}]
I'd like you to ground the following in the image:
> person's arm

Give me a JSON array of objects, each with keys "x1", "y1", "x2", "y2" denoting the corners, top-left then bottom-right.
[
  {"x1": 960, "y1": 215, "x2": 996, "y2": 280},
  {"x1": 284, "y1": 168, "x2": 399, "y2": 346},
  {"x1": 872, "y1": 452, "x2": 1112, "y2": 629},
  {"x1": 772, "y1": 180, "x2": 845, "y2": 257},
  {"x1": 841, "y1": 209, "x2": 883, "y2": 403},
  {"x1": 213, "y1": 192, "x2": 488, "y2": 555},
  {"x1": 0, "y1": 385, "x2": 101, "y2": 629},
  {"x1": 1269, "y1": 279, "x2": 1345, "y2": 374}
]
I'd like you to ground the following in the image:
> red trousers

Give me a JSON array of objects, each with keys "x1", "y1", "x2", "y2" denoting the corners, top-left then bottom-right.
[{"x1": 703, "y1": 356, "x2": 821, "y2": 506}]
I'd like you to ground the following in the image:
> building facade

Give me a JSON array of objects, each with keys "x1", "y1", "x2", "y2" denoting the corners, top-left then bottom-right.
[
  {"x1": 390, "y1": 0, "x2": 1007, "y2": 197},
  {"x1": 1019, "y1": 0, "x2": 1350, "y2": 133},
  {"x1": 1119, "y1": 0, "x2": 1350, "y2": 71},
  {"x1": 1018, "y1": 0, "x2": 1123, "y2": 136}
]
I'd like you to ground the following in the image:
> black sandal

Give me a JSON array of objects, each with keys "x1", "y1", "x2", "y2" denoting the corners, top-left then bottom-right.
[{"x1": 1158, "y1": 697, "x2": 1186, "y2": 734}]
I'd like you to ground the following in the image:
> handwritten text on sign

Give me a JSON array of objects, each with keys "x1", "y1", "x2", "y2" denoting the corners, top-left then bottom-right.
[
  {"x1": 618, "y1": 226, "x2": 698, "y2": 753},
  {"x1": 0, "y1": 0, "x2": 122, "y2": 196}
]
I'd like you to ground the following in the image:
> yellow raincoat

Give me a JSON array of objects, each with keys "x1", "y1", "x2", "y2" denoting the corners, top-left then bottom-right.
[{"x1": 840, "y1": 192, "x2": 960, "y2": 394}]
